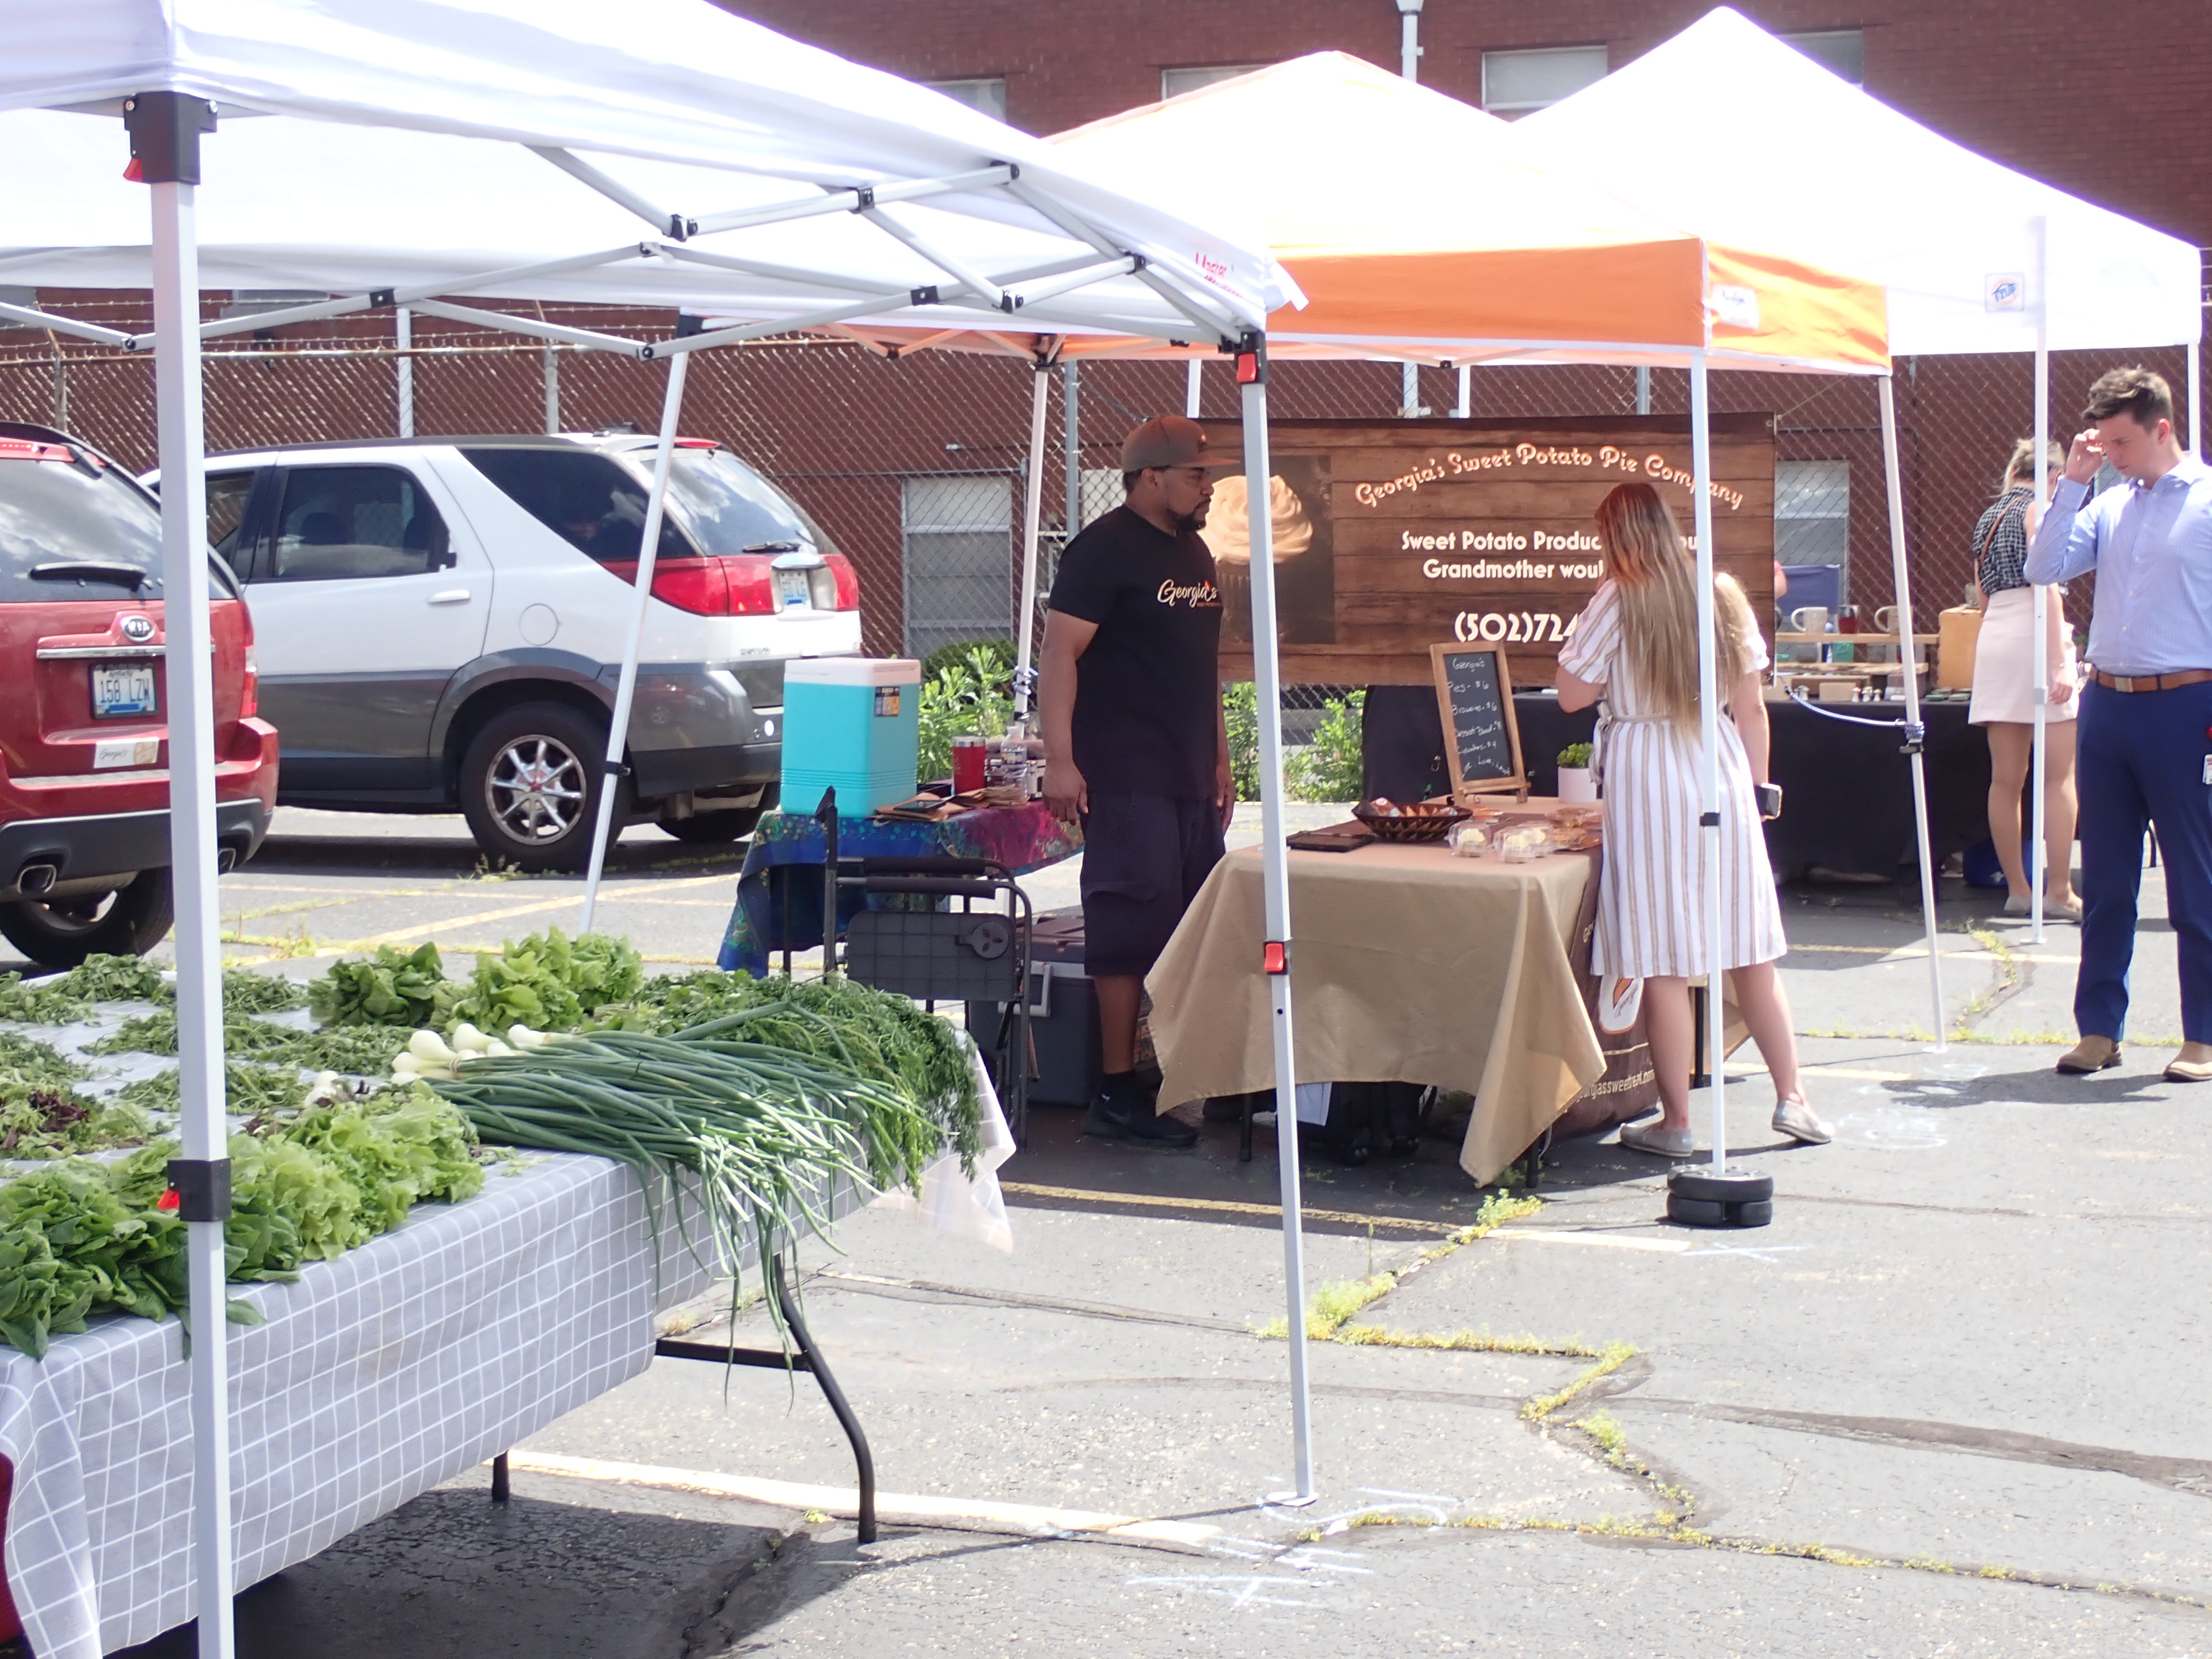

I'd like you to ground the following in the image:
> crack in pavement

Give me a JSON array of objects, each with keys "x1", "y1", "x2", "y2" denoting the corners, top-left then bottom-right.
[
  {"x1": 804, "y1": 1271, "x2": 1254, "y2": 1334},
  {"x1": 1606, "y1": 1397, "x2": 2212, "y2": 1496}
]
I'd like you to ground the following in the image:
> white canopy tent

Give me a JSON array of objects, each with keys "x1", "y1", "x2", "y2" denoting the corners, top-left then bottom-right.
[
  {"x1": 1521, "y1": 4, "x2": 2205, "y2": 942},
  {"x1": 1027, "y1": 55, "x2": 1893, "y2": 1213},
  {"x1": 0, "y1": 4, "x2": 1293, "y2": 1652}
]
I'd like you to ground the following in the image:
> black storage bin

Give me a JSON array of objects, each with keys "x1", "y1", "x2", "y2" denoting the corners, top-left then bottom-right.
[{"x1": 969, "y1": 907, "x2": 1100, "y2": 1109}]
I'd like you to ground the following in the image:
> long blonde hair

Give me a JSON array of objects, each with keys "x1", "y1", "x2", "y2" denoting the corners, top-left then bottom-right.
[{"x1": 1593, "y1": 482, "x2": 1756, "y2": 733}]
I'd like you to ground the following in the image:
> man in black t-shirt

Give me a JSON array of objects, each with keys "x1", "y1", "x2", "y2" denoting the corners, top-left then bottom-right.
[{"x1": 1040, "y1": 415, "x2": 1237, "y2": 1148}]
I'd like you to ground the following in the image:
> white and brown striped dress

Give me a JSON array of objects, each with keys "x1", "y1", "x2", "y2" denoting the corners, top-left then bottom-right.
[{"x1": 1557, "y1": 581, "x2": 1787, "y2": 980}]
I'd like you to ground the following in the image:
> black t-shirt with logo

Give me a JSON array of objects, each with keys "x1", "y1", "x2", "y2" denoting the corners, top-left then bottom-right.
[{"x1": 1047, "y1": 504, "x2": 1223, "y2": 801}]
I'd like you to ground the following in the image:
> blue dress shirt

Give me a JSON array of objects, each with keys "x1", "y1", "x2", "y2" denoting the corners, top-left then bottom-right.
[{"x1": 2025, "y1": 454, "x2": 2212, "y2": 676}]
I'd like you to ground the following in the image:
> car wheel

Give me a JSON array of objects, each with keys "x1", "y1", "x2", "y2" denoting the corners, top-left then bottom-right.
[
  {"x1": 459, "y1": 703, "x2": 625, "y2": 873},
  {"x1": 0, "y1": 869, "x2": 176, "y2": 969},
  {"x1": 656, "y1": 806, "x2": 767, "y2": 844}
]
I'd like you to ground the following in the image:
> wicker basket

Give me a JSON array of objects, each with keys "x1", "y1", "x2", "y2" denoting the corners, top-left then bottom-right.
[{"x1": 1350, "y1": 801, "x2": 1472, "y2": 844}]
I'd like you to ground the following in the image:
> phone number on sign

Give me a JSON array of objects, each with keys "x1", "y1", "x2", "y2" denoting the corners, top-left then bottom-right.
[{"x1": 1454, "y1": 611, "x2": 1574, "y2": 643}]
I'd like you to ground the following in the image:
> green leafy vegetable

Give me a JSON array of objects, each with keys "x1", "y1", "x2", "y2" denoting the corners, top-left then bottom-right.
[
  {"x1": 308, "y1": 943, "x2": 450, "y2": 1028},
  {"x1": 444, "y1": 928, "x2": 643, "y2": 1034}
]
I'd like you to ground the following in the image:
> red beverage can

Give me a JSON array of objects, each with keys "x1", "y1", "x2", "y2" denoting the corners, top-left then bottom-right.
[{"x1": 952, "y1": 735, "x2": 987, "y2": 793}]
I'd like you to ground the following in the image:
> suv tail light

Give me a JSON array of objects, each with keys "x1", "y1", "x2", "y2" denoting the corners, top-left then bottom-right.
[
  {"x1": 604, "y1": 555, "x2": 780, "y2": 616},
  {"x1": 241, "y1": 648, "x2": 259, "y2": 719},
  {"x1": 822, "y1": 553, "x2": 860, "y2": 611}
]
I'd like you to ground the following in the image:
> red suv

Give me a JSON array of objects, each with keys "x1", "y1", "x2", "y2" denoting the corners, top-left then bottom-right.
[{"x1": 0, "y1": 422, "x2": 277, "y2": 966}]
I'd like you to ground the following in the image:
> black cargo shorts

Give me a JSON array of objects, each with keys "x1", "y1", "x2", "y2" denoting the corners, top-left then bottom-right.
[{"x1": 1077, "y1": 791, "x2": 1226, "y2": 978}]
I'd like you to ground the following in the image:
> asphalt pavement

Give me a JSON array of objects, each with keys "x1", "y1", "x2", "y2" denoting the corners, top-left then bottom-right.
[{"x1": 77, "y1": 807, "x2": 2212, "y2": 1659}]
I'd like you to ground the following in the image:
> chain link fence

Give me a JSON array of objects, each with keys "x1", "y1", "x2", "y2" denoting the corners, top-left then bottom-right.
[{"x1": 4, "y1": 288, "x2": 2206, "y2": 768}]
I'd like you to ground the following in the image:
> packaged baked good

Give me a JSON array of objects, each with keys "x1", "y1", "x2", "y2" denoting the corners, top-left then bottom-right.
[
  {"x1": 1447, "y1": 821, "x2": 1488, "y2": 858},
  {"x1": 1496, "y1": 824, "x2": 1550, "y2": 863}
]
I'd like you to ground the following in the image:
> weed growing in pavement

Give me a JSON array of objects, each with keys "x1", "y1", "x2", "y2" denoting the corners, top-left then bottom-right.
[
  {"x1": 1254, "y1": 1191, "x2": 1545, "y2": 1339},
  {"x1": 466, "y1": 856, "x2": 523, "y2": 881},
  {"x1": 1520, "y1": 1342, "x2": 1638, "y2": 1421},
  {"x1": 220, "y1": 921, "x2": 320, "y2": 959},
  {"x1": 1574, "y1": 1409, "x2": 1627, "y2": 1460}
]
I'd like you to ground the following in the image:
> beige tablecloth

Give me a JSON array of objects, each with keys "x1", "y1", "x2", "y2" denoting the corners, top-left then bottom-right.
[{"x1": 1146, "y1": 842, "x2": 1606, "y2": 1184}]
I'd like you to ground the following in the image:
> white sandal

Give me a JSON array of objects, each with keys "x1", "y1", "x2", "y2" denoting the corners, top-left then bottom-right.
[{"x1": 1620, "y1": 1120, "x2": 1694, "y2": 1157}]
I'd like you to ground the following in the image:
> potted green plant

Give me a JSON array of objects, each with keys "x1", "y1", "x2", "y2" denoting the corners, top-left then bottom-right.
[{"x1": 1556, "y1": 741, "x2": 1597, "y2": 804}]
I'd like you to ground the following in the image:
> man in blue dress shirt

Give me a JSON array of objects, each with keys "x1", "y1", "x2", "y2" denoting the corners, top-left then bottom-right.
[{"x1": 2026, "y1": 367, "x2": 2212, "y2": 1081}]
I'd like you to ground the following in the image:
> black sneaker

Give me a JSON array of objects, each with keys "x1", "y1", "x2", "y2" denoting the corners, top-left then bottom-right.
[{"x1": 1084, "y1": 1076, "x2": 1198, "y2": 1147}]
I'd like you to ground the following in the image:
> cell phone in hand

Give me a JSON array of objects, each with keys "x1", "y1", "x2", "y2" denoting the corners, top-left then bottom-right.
[{"x1": 1756, "y1": 782, "x2": 1783, "y2": 820}]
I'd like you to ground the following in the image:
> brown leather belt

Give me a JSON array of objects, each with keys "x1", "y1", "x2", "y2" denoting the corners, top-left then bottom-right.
[{"x1": 2093, "y1": 669, "x2": 2212, "y2": 692}]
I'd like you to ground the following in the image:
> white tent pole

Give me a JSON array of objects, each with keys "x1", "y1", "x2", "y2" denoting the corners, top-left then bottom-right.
[
  {"x1": 394, "y1": 306, "x2": 414, "y2": 438},
  {"x1": 1242, "y1": 339, "x2": 1314, "y2": 1505},
  {"x1": 1062, "y1": 360, "x2": 1082, "y2": 539},
  {"x1": 146, "y1": 127, "x2": 237, "y2": 1659},
  {"x1": 2030, "y1": 217, "x2": 2050, "y2": 944},
  {"x1": 1689, "y1": 354, "x2": 1725, "y2": 1172},
  {"x1": 2190, "y1": 340, "x2": 2202, "y2": 462},
  {"x1": 1011, "y1": 359, "x2": 1052, "y2": 724},
  {"x1": 1455, "y1": 364, "x2": 1471, "y2": 418},
  {"x1": 544, "y1": 344, "x2": 560, "y2": 435},
  {"x1": 1186, "y1": 359, "x2": 1203, "y2": 418},
  {"x1": 579, "y1": 347, "x2": 689, "y2": 930},
  {"x1": 1879, "y1": 374, "x2": 1948, "y2": 1049}
]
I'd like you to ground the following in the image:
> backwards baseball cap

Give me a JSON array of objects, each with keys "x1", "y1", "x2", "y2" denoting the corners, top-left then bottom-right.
[{"x1": 1120, "y1": 414, "x2": 1240, "y2": 473}]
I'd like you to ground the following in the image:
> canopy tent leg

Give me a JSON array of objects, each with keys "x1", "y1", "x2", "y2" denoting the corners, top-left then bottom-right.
[
  {"x1": 2029, "y1": 220, "x2": 2049, "y2": 943},
  {"x1": 1010, "y1": 360, "x2": 1052, "y2": 723},
  {"x1": 1455, "y1": 365, "x2": 1471, "y2": 418},
  {"x1": 2190, "y1": 340, "x2": 2202, "y2": 463},
  {"x1": 1186, "y1": 358, "x2": 1203, "y2": 419},
  {"x1": 1241, "y1": 338, "x2": 1315, "y2": 1505},
  {"x1": 148, "y1": 149, "x2": 238, "y2": 1659},
  {"x1": 580, "y1": 348, "x2": 690, "y2": 931},
  {"x1": 2031, "y1": 331, "x2": 2051, "y2": 943},
  {"x1": 1688, "y1": 357, "x2": 1727, "y2": 1170},
  {"x1": 1062, "y1": 360, "x2": 1082, "y2": 556},
  {"x1": 1879, "y1": 375, "x2": 1948, "y2": 1048}
]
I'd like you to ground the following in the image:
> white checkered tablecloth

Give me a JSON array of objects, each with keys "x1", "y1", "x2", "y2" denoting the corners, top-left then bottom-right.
[{"x1": 0, "y1": 1152, "x2": 719, "y2": 1659}]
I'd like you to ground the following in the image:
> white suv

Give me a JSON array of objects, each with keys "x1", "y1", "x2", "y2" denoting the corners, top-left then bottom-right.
[{"x1": 168, "y1": 432, "x2": 861, "y2": 869}]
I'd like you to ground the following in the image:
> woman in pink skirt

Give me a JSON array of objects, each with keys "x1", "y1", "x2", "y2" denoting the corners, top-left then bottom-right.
[{"x1": 1970, "y1": 440, "x2": 2081, "y2": 921}]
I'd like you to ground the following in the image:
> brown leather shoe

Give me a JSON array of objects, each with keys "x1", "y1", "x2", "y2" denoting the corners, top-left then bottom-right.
[
  {"x1": 2164, "y1": 1042, "x2": 2212, "y2": 1083},
  {"x1": 2056, "y1": 1036, "x2": 2121, "y2": 1074}
]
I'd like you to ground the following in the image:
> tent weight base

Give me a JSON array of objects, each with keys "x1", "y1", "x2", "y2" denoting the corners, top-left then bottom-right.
[{"x1": 1666, "y1": 1166, "x2": 1774, "y2": 1229}]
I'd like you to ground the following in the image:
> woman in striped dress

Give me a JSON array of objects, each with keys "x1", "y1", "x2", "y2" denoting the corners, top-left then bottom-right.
[{"x1": 1555, "y1": 483, "x2": 1830, "y2": 1156}]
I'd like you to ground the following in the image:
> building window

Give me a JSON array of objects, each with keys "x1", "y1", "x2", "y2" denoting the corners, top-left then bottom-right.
[
  {"x1": 902, "y1": 474, "x2": 1014, "y2": 659},
  {"x1": 1480, "y1": 45, "x2": 1608, "y2": 117},
  {"x1": 1161, "y1": 65, "x2": 1263, "y2": 100},
  {"x1": 926, "y1": 77, "x2": 1008, "y2": 122},
  {"x1": 1775, "y1": 459, "x2": 1851, "y2": 577},
  {"x1": 1780, "y1": 29, "x2": 1863, "y2": 85}
]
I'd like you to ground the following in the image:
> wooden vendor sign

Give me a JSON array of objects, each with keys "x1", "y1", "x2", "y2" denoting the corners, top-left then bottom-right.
[{"x1": 1203, "y1": 413, "x2": 1776, "y2": 686}]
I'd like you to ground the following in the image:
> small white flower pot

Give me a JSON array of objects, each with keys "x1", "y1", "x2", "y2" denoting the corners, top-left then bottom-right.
[{"x1": 1556, "y1": 766, "x2": 1598, "y2": 804}]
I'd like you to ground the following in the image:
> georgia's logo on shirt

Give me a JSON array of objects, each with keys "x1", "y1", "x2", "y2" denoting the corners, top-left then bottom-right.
[{"x1": 1156, "y1": 577, "x2": 1222, "y2": 609}]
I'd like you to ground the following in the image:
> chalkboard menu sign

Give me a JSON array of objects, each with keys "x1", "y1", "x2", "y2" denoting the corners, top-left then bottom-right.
[{"x1": 1430, "y1": 642, "x2": 1526, "y2": 797}]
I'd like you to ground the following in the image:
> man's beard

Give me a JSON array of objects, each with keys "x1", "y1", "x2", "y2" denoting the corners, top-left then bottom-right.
[{"x1": 1175, "y1": 502, "x2": 1210, "y2": 535}]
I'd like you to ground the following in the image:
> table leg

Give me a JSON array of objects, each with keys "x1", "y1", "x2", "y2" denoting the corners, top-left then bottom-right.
[
  {"x1": 1690, "y1": 983, "x2": 1711, "y2": 1089},
  {"x1": 490, "y1": 1451, "x2": 510, "y2": 1504}
]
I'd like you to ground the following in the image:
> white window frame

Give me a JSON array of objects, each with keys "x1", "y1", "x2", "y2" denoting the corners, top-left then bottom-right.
[
  {"x1": 1161, "y1": 64, "x2": 1264, "y2": 100},
  {"x1": 1780, "y1": 29, "x2": 1864, "y2": 85},
  {"x1": 1479, "y1": 45, "x2": 1608, "y2": 117},
  {"x1": 925, "y1": 77, "x2": 1008, "y2": 123},
  {"x1": 901, "y1": 473, "x2": 1016, "y2": 659}
]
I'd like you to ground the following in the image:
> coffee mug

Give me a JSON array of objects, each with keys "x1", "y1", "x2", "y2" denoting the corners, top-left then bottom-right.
[
  {"x1": 1873, "y1": 605, "x2": 1902, "y2": 635},
  {"x1": 1789, "y1": 606, "x2": 1830, "y2": 634}
]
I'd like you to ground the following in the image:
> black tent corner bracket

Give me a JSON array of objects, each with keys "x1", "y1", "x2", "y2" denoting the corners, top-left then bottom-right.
[{"x1": 123, "y1": 92, "x2": 217, "y2": 186}]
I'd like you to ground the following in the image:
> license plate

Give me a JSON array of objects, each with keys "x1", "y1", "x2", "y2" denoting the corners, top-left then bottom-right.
[
  {"x1": 776, "y1": 570, "x2": 811, "y2": 609},
  {"x1": 92, "y1": 662, "x2": 157, "y2": 718}
]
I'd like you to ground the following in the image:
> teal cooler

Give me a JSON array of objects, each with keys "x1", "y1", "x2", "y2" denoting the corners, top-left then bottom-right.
[{"x1": 780, "y1": 657, "x2": 921, "y2": 814}]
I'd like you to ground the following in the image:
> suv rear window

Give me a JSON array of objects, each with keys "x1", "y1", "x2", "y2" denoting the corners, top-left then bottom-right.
[
  {"x1": 461, "y1": 447, "x2": 697, "y2": 565},
  {"x1": 0, "y1": 447, "x2": 166, "y2": 600},
  {"x1": 659, "y1": 449, "x2": 828, "y2": 557}
]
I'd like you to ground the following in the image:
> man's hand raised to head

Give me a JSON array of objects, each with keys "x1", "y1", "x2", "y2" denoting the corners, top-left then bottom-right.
[{"x1": 2063, "y1": 428, "x2": 2105, "y2": 485}]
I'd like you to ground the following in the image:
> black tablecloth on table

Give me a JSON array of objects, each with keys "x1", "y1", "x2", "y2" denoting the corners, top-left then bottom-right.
[{"x1": 1359, "y1": 685, "x2": 1991, "y2": 879}]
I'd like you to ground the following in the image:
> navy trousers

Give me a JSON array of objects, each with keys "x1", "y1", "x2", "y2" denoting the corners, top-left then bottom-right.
[{"x1": 2075, "y1": 680, "x2": 2212, "y2": 1042}]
